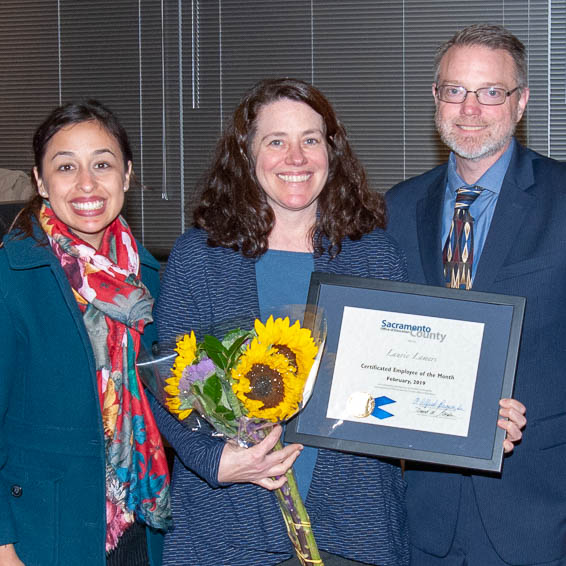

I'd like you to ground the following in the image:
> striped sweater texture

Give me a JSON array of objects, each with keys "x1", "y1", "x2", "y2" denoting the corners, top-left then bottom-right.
[{"x1": 153, "y1": 227, "x2": 410, "y2": 566}]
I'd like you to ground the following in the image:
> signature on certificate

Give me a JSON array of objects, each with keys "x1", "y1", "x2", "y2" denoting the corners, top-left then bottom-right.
[{"x1": 412, "y1": 397, "x2": 465, "y2": 418}]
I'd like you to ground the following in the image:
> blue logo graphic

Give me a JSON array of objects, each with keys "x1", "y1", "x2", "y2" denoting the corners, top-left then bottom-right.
[{"x1": 371, "y1": 396, "x2": 396, "y2": 419}]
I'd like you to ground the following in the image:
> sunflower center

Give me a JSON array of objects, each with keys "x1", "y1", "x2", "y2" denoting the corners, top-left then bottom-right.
[
  {"x1": 246, "y1": 363, "x2": 285, "y2": 408},
  {"x1": 273, "y1": 344, "x2": 298, "y2": 370}
]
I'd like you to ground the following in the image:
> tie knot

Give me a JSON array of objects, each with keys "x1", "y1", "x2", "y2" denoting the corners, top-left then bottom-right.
[{"x1": 455, "y1": 186, "x2": 483, "y2": 210}]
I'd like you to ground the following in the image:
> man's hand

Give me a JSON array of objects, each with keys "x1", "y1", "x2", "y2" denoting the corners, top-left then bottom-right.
[{"x1": 498, "y1": 398, "x2": 527, "y2": 453}]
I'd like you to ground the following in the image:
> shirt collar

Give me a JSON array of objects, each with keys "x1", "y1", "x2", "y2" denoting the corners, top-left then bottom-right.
[{"x1": 447, "y1": 137, "x2": 515, "y2": 195}]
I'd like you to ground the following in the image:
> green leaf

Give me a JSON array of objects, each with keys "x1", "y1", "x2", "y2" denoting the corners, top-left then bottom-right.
[
  {"x1": 220, "y1": 377, "x2": 245, "y2": 420},
  {"x1": 222, "y1": 328, "x2": 251, "y2": 350},
  {"x1": 203, "y1": 375, "x2": 223, "y2": 404},
  {"x1": 212, "y1": 406, "x2": 236, "y2": 423},
  {"x1": 222, "y1": 328, "x2": 247, "y2": 347},
  {"x1": 214, "y1": 407, "x2": 236, "y2": 422},
  {"x1": 177, "y1": 387, "x2": 197, "y2": 407},
  {"x1": 203, "y1": 335, "x2": 228, "y2": 368},
  {"x1": 205, "y1": 415, "x2": 239, "y2": 438},
  {"x1": 194, "y1": 389, "x2": 239, "y2": 435},
  {"x1": 225, "y1": 333, "x2": 252, "y2": 370},
  {"x1": 203, "y1": 334, "x2": 226, "y2": 353},
  {"x1": 205, "y1": 349, "x2": 226, "y2": 368}
]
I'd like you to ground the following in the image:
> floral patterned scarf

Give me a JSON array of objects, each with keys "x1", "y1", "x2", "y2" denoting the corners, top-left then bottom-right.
[{"x1": 39, "y1": 202, "x2": 171, "y2": 551}]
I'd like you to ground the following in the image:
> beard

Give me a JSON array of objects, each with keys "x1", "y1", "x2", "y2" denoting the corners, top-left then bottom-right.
[{"x1": 435, "y1": 110, "x2": 518, "y2": 161}]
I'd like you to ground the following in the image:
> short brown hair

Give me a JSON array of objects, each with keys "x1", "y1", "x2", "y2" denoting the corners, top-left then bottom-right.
[{"x1": 434, "y1": 24, "x2": 527, "y2": 88}]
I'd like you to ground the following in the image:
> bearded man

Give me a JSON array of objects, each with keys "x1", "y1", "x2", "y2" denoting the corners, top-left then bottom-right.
[{"x1": 386, "y1": 23, "x2": 566, "y2": 566}]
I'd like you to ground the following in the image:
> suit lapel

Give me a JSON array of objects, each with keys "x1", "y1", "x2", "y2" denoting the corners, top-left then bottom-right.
[
  {"x1": 416, "y1": 168, "x2": 447, "y2": 286},
  {"x1": 473, "y1": 144, "x2": 536, "y2": 290}
]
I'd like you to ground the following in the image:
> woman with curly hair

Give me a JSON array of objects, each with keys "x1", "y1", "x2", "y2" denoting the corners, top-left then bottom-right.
[
  {"x1": 194, "y1": 78, "x2": 386, "y2": 259},
  {"x1": 152, "y1": 78, "x2": 409, "y2": 566}
]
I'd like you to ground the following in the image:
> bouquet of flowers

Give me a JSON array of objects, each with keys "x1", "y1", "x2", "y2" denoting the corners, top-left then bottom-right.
[{"x1": 142, "y1": 314, "x2": 326, "y2": 565}]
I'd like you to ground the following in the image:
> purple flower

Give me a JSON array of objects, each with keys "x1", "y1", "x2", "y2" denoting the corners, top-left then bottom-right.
[{"x1": 179, "y1": 357, "x2": 216, "y2": 392}]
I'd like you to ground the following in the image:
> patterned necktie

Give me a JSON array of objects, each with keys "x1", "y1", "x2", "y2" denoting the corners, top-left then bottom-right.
[{"x1": 442, "y1": 186, "x2": 483, "y2": 290}]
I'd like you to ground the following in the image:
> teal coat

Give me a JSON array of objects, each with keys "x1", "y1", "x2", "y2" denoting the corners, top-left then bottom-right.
[{"x1": 0, "y1": 225, "x2": 164, "y2": 565}]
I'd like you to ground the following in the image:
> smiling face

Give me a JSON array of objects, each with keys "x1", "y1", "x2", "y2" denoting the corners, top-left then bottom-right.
[
  {"x1": 434, "y1": 45, "x2": 529, "y2": 166},
  {"x1": 34, "y1": 120, "x2": 132, "y2": 249},
  {"x1": 252, "y1": 98, "x2": 329, "y2": 219}
]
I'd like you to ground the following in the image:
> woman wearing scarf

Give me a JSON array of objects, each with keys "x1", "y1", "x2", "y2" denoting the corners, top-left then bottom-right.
[{"x1": 0, "y1": 100, "x2": 171, "y2": 565}]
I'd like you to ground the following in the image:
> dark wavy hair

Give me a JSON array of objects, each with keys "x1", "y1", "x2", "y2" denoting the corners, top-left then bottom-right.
[
  {"x1": 194, "y1": 78, "x2": 386, "y2": 258},
  {"x1": 9, "y1": 99, "x2": 132, "y2": 241}
]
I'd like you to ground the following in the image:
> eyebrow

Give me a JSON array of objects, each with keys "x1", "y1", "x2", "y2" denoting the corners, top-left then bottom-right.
[
  {"x1": 50, "y1": 148, "x2": 118, "y2": 161},
  {"x1": 259, "y1": 128, "x2": 324, "y2": 142},
  {"x1": 439, "y1": 81, "x2": 508, "y2": 88}
]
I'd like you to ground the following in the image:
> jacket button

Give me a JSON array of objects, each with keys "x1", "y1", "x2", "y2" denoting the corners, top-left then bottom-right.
[{"x1": 10, "y1": 485, "x2": 22, "y2": 497}]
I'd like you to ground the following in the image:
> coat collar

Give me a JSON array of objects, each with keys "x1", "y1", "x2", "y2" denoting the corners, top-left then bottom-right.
[
  {"x1": 3, "y1": 221, "x2": 55, "y2": 270},
  {"x1": 416, "y1": 166, "x2": 447, "y2": 287},
  {"x1": 472, "y1": 142, "x2": 535, "y2": 290}
]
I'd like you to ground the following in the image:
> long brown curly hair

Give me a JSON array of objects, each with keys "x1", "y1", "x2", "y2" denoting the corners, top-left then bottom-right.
[{"x1": 194, "y1": 78, "x2": 386, "y2": 258}]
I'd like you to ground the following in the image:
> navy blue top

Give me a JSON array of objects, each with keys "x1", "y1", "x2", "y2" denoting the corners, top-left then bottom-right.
[{"x1": 153, "y1": 227, "x2": 410, "y2": 566}]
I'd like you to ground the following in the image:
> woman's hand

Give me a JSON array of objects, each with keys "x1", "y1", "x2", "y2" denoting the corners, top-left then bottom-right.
[
  {"x1": 217, "y1": 425, "x2": 303, "y2": 490},
  {"x1": 498, "y1": 398, "x2": 527, "y2": 453},
  {"x1": 0, "y1": 544, "x2": 25, "y2": 566}
]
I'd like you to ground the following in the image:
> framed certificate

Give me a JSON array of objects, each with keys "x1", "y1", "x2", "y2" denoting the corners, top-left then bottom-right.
[{"x1": 285, "y1": 273, "x2": 525, "y2": 472}]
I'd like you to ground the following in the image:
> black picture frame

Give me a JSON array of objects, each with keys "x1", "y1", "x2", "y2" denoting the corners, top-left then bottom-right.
[{"x1": 285, "y1": 273, "x2": 525, "y2": 472}]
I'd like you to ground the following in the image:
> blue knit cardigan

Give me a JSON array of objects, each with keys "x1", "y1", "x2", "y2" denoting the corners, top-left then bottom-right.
[{"x1": 153, "y1": 227, "x2": 409, "y2": 566}]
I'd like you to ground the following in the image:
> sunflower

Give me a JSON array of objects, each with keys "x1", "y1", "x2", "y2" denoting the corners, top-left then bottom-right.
[
  {"x1": 164, "y1": 331, "x2": 197, "y2": 420},
  {"x1": 254, "y1": 316, "x2": 318, "y2": 379},
  {"x1": 231, "y1": 338, "x2": 305, "y2": 422}
]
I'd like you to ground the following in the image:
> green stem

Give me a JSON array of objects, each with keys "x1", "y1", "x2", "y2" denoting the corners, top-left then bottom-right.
[{"x1": 273, "y1": 440, "x2": 324, "y2": 566}]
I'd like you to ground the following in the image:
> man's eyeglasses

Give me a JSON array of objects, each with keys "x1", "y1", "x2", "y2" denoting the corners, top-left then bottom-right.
[{"x1": 435, "y1": 85, "x2": 521, "y2": 106}]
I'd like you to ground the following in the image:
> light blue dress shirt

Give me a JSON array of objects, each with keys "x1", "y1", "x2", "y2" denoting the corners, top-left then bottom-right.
[{"x1": 441, "y1": 138, "x2": 515, "y2": 280}]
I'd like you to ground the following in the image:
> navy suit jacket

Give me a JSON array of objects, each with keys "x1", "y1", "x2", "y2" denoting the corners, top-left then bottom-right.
[{"x1": 386, "y1": 141, "x2": 566, "y2": 564}]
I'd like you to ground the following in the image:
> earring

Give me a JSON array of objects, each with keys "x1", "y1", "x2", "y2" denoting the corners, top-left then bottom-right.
[
  {"x1": 39, "y1": 189, "x2": 48, "y2": 198},
  {"x1": 123, "y1": 186, "x2": 129, "y2": 192}
]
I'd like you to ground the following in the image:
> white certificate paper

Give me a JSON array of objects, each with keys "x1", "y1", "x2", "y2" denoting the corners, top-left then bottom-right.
[{"x1": 326, "y1": 306, "x2": 485, "y2": 437}]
